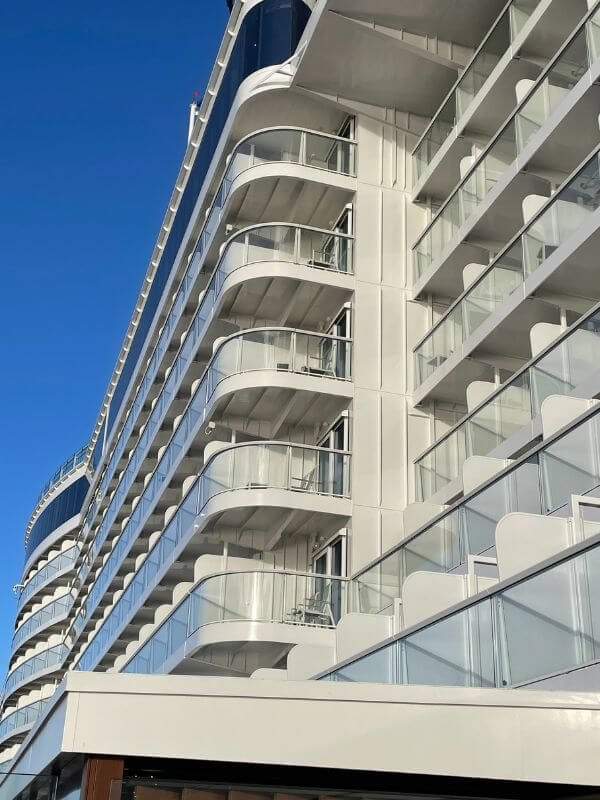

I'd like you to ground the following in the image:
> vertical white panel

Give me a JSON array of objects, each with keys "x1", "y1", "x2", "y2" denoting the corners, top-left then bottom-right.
[
  {"x1": 350, "y1": 505, "x2": 381, "y2": 574},
  {"x1": 381, "y1": 286, "x2": 405, "y2": 395},
  {"x1": 381, "y1": 187, "x2": 406, "y2": 289},
  {"x1": 356, "y1": 116, "x2": 383, "y2": 185},
  {"x1": 352, "y1": 388, "x2": 381, "y2": 507},
  {"x1": 353, "y1": 281, "x2": 381, "y2": 390},
  {"x1": 355, "y1": 183, "x2": 382, "y2": 284},
  {"x1": 381, "y1": 393, "x2": 406, "y2": 511}
]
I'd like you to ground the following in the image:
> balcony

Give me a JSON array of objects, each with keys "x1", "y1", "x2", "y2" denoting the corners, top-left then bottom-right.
[
  {"x1": 414, "y1": 0, "x2": 543, "y2": 185},
  {"x1": 68, "y1": 323, "x2": 353, "y2": 654},
  {"x1": 85, "y1": 216, "x2": 354, "y2": 542},
  {"x1": 81, "y1": 227, "x2": 353, "y2": 598},
  {"x1": 121, "y1": 568, "x2": 349, "y2": 677},
  {"x1": 412, "y1": 4, "x2": 600, "y2": 295},
  {"x1": 355, "y1": 404, "x2": 600, "y2": 620},
  {"x1": 77, "y1": 225, "x2": 352, "y2": 599},
  {"x1": 86, "y1": 124, "x2": 355, "y2": 535},
  {"x1": 75, "y1": 441, "x2": 351, "y2": 672},
  {"x1": 18, "y1": 545, "x2": 78, "y2": 613},
  {"x1": 0, "y1": 700, "x2": 50, "y2": 748},
  {"x1": 412, "y1": 0, "x2": 590, "y2": 196},
  {"x1": 86, "y1": 222, "x2": 352, "y2": 544},
  {"x1": 415, "y1": 304, "x2": 600, "y2": 501},
  {"x1": 413, "y1": 145, "x2": 600, "y2": 404},
  {"x1": 3, "y1": 644, "x2": 67, "y2": 703},
  {"x1": 11, "y1": 595, "x2": 72, "y2": 655},
  {"x1": 324, "y1": 496, "x2": 600, "y2": 689}
]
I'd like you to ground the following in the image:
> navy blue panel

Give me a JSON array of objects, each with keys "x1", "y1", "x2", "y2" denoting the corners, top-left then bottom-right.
[
  {"x1": 91, "y1": 420, "x2": 105, "y2": 472},
  {"x1": 26, "y1": 476, "x2": 90, "y2": 557},
  {"x1": 101, "y1": 0, "x2": 310, "y2": 460}
]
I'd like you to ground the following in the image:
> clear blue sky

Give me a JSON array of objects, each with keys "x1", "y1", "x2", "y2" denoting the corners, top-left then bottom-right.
[{"x1": 0, "y1": 1, "x2": 229, "y2": 670}]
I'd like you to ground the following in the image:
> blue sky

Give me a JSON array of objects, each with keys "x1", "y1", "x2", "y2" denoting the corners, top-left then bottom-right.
[{"x1": 0, "y1": 1, "x2": 229, "y2": 670}]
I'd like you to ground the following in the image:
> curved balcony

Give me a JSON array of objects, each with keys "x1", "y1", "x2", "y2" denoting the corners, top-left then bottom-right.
[
  {"x1": 414, "y1": 145, "x2": 600, "y2": 398},
  {"x1": 88, "y1": 124, "x2": 356, "y2": 512},
  {"x1": 18, "y1": 546, "x2": 79, "y2": 614},
  {"x1": 413, "y1": 0, "x2": 545, "y2": 185},
  {"x1": 87, "y1": 0, "x2": 313, "y2": 471},
  {"x1": 84, "y1": 219, "x2": 354, "y2": 547},
  {"x1": 75, "y1": 440, "x2": 351, "y2": 672},
  {"x1": 69, "y1": 322, "x2": 353, "y2": 653},
  {"x1": 72, "y1": 231, "x2": 352, "y2": 596},
  {"x1": 3, "y1": 645, "x2": 67, "y2": 703},
  {"x1": 415, "y1": 305, "x2": 600, "y2": 500},
  {"x1": 11, "y1": 595, "x2": 72, "y2": 655},
  {"x1": 0, "y1": 699, "x2": 50, "y2": 748},
  {"x1": 413, "y1": 4, "x2": 600, "y2": 288},
  {"x1": 122, "y1": 568, "x2": 349, "y2": 677}
]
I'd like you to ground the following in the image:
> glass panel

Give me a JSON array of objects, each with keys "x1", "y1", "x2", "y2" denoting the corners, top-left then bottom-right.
[
  {"x1": 461, "y1": 476, "x2": 510, "y2": 556},
  {"x1": 412, "y1": 0, "x2": 542, "y2": 184},
  {"x1": 541, "y1": 415, "x2": 600, "y2": 512},
  {"x1": 463, "y1": 244, "x2": 524, "y2": 337},
  {"x1": 304, "y1": 133, "x2": 355, "y2": 175},
  {"x1": 583, "y1": 545, "x2": 600, "y2": 660},
  {"x1": 354, "y1": 554, "x2": 402, "y2": 615},
  {"x1": 588, "y1": 6, "x2": 600, "y2": 61},
  {"x1": 413, "y1": 96, "x2": 455, "y2": 183},
  {"x1": 456, "y1": 13, "x2": 511, "y2": 116},
  {"x1": 246, "y1": 225, "x2": 295, "y2": 263},
  {"x1": 404, "y1": 513, "x2": 462, "y2": 576},
  {"x1": 404, "y1": 601, "x2": 495, "y2": 687},
  {"x1": 499, "y1": 557, "x2": 583, "y2": 684},
  {"x1": 252, "y1": 129, "x2": 301, "y2": 165},
  {"x1": 334, "y1": 642, "x2": 397, "y2": 683}
]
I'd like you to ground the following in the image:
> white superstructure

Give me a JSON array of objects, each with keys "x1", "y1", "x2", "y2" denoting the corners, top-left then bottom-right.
[{"x1": 3, "y1": 2, "x2": 600, "y2": 798}]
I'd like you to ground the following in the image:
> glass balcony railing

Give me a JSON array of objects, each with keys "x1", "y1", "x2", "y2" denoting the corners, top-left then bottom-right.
[
  {"x1": 0, "y1": 700, "x2": 50, "y2": 746},
  {"x1": 35, "y1": 447, "x2": 88, "y2": 506},
  {"x1": 210, "y1": 328, "x2": 352, "y2": 386},
  {"x1": 414, "y1": 144, "x2": 600, "y2": 388},
  {"x1": 219, "y1": 223, "x2": 353, "y2": 275},
  {"x1": 76, "y1": 225, "x2": 352, "y2": 602},
  {"x1": 412, "y1": 0, "x2": 543, "y2": 185},
  {"x1": 84, "y1": 220, "x2": 353, "y2": 549},
  {"x1": 122, "y1": 569, "x2": 350, "y2": 676},
  {"x1": 325, "y1": 502, "x2": 600, "y2": 688},
  {"x1": 88, "y1": 125, "x2": 356, "y2": 519},
  {"x1": 68, "y1": 324, "x2": 352, "y2": 649},
  {"x1": 18, "y1": 546, "x2": 79, "y2": 613},
  {"x1": 80, "y1": 224, "x2": 352, "y2": 600},
  {"x1": 413, "y1": 5, "x2": 599, "y2": 281},
  {"x1": 354, "y1": 405, "x2": 600, "y2": 617},
  {"x1": 75, "y1": 441, "x2": 351, "y2": 672},
  {"x1": 11, "y1": 595, "x2": 72, "y2": 654},
  {"x1": 3, "y1": 645, "x2": 67, "y2": 700},
  {"x1": 415, "y1": 305, "x2": 600, "y2": 500}
]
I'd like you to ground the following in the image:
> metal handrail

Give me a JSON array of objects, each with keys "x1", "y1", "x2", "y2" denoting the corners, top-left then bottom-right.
[
  {"x1": 411, "y1": 0, "x2": 518, "y2": 159},
  {"x1": 414, "y1": 297, "x2": 600, "y2": 463},
  {"x1": 412, "y1": 0, "x2": 600, "y2": 251},
  {"x1": 412, "y1": 139, "x2": 600, "y2": 355}
]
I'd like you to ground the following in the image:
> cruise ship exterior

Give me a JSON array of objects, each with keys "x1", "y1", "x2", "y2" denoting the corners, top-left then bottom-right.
[{"x1": 4, "y1": 1, "x2": 600, "y2": 798}]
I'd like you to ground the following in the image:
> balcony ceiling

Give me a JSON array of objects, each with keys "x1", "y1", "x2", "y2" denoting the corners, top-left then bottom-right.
[
  {"x1": 323, "y1": 0, "x2": 507, "y2": 46},
  {"x1": 294, "y1": 10, "x2": 461, "y2": 115}
]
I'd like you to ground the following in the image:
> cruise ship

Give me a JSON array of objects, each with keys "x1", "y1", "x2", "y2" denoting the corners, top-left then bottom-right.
[{"x1": 3, "y1": 1, "x2": 600, "y2": 798}]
